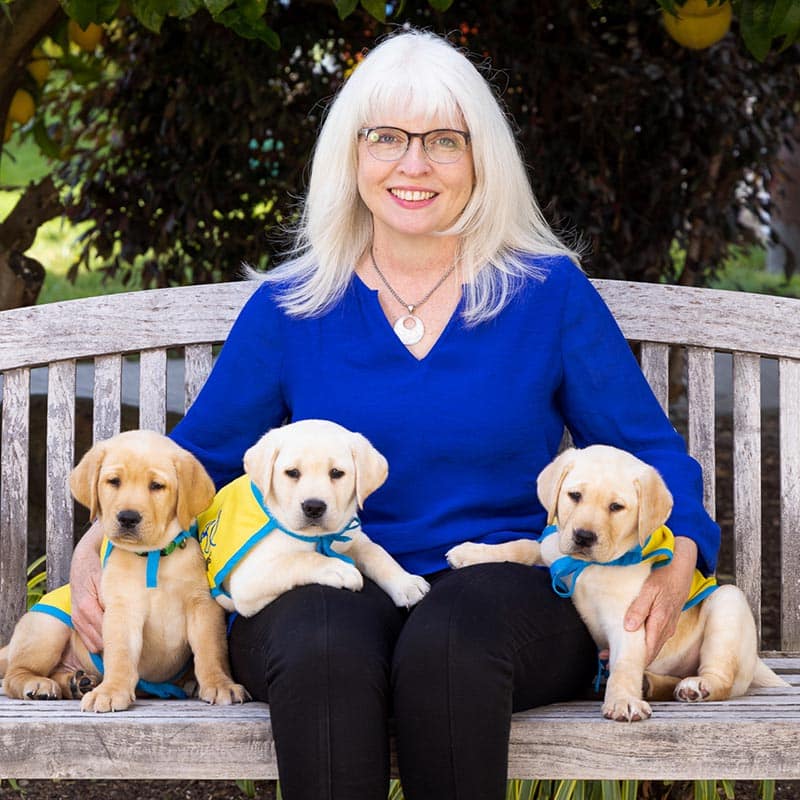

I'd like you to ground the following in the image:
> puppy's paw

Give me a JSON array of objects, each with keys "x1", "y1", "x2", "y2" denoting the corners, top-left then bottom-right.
[
  {"x1": 445, "y1": 542, "x2": 493, "y2": 569},
  {"x1": 199, "y1": 681, "x2": 251, "y2": 705},
  {"x1": 385, "y1": 574, "x2": 430, "y2": 608},
  {"x1": 316, "y1": 561, "x2": 364, "y2": 592},
  {"x1": 80, "y1": 685, "x2": 135, "y2": 713},
  {"x1": 69, "y1": 670, "x2": 99, "y2": 699},
  {"x1": 602, "y1": 695, "x2": 652, "y2": 722},
  {"x1": 23, "y1": 677, "x2": 62, "y2": 700},
  {"x1": 674, "y1": 677, "x2": 711, "y2": 703}
]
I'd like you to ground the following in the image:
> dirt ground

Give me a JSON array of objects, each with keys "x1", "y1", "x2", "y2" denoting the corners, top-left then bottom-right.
[{"x1": 0, "y1": 410, "x2": 790, "y2": 800}]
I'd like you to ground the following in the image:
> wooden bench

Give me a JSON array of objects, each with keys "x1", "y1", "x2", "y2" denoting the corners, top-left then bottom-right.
[{"x1": 1, "y1": 279, "x2": 800, "y2": 781}]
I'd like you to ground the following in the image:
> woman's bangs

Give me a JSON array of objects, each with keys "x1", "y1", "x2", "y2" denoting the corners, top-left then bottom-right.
[{"x1": 360, "y1": 76, "x2": 463, "y2": 129}]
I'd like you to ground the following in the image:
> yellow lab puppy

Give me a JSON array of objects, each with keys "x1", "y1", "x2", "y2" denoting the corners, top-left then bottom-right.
[
  {"x1": 447, "y1": 445, "x2": 786, "y2": 722},
  {"x1": 198, "y1": 419, "x2": 430, "y2": 617},
  {"x1": 0, "y1": 430, "x2": 249, "y2": 712}
]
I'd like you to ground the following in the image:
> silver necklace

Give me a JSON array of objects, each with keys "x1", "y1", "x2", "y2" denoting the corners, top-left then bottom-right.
[{"x1": 370, "y1": 247, "x2": 457, "y2": 346}]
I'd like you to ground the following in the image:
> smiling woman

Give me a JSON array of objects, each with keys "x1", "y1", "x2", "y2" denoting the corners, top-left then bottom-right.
[{"x1": 65, "y1": 28, "x2": 720, "y2": 800}]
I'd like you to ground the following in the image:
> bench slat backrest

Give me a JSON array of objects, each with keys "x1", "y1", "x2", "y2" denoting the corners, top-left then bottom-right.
[{"x1": 1, "y1": 279, "x2": 799, "y2": 650}]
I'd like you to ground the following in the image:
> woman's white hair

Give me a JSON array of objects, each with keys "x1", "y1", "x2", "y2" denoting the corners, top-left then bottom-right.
[{"x1": 258, "y1": 28, "x2": 581, "y2": 325}]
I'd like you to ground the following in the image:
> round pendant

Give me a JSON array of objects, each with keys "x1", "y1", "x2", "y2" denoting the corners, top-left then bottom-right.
[{"x1": 393, "y1": 314, "x2": 425, "y2": 345}]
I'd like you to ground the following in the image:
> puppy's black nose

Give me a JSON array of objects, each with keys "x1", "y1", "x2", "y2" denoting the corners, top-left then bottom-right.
[
  {"x1": 302, "y1": 499, "x2": 327, "y2": 520},
  {"x1": 117, "y1": 509, "x2": 142, "y2": 528},
  {"x1": 573, "y1": 528, "x2": 597, "y2": 548}
]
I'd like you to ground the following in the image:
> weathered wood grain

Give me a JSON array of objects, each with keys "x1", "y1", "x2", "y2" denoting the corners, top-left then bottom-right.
[
  {"x1": 139, "y1": 348, "x2": 167, "y2": 433},
  {"x1": 687, "y1": 346, "x2": 716, "y2": 518},
  {"x1": 93, "y1": 354, "x2": 122, "y2": 443},
  {"x1": 184, "y1": 343, "x2": 213, "y2": 412},
  {"x1": 1, "y1": 280, "x2": 799, "y2": 372},
  {"x1": 640, "y1": 342, "x2": 669, "y2": 413},
  {"x1": 732, "y1": 353, "x2": 762, "y2": 636},
  {"x1": 0, "y1": 368, "x2": 30, "y2": 643},
  {"x1": 45, "y1": 360, "x2": 75, "y2": 590}
]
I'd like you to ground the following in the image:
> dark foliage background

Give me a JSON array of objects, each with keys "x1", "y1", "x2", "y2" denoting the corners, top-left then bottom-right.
[{"x1": 48, "y1": 0, "x2": 799, "y2": 288}]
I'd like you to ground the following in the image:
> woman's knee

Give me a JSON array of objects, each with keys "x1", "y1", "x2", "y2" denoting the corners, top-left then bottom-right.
[{"x1": 229, "y1": 579, "x2": 406, "y2": 700}]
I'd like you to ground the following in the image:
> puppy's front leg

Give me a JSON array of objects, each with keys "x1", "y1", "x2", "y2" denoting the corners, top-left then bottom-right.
[
  {"x1": 81, "y1": 602, "x2": 142, "y2": 713},
  {"x1": 446, "y1": 540, "x2": 542, "y2": 569},
  {"x1": 602, "y1": 627, "x2": 652, "y2": 722},
  {"x1": 186, "y1": 593, "x2": 249, "y2": 705},
  {"x1": 345, "y1": 531, "x2": 429, "y2": 608},
  {"x1": 229, "y1": 550, "x2": 364, "y2": 617}
]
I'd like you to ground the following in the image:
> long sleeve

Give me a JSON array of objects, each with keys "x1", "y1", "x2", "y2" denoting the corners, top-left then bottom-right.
[
  {"x1": 555, "y1": 265, "x2": 720, "y2": 574},
  {"x1": 169, "y1": 283, "x2": 289, "y2": 488}
]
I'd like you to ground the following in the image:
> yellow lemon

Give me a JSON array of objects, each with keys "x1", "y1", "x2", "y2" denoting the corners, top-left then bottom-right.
[
  {"x1": 27, "y1": 48, "x2": 51, "y2": 86},
  {"x1": 3, "y1": 118, "x2": 13, "y2": 144},
  {"x1": 9, "y1": 89, "x2": 35, "y2": 125},
  {"x1": 68, "y1": 20, "x2": 104, "y2": 52},
  {"x1": 662, "y1": 0, "x2": 732, "y2": 49}
]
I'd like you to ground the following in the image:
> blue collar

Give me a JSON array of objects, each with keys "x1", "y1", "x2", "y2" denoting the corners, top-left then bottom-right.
[
  {"x1": 249, "y1": 481, "x2": 359, "y2": 566},
  {"x1": 88, "y1": 652, "x2": 189, "y2": 699},
  {"x1": 102, "y1": 527, "x2": 197, "y2": 589},
  {"x1": 539, "y1": 523, "x2": 673, "y2": 599}
]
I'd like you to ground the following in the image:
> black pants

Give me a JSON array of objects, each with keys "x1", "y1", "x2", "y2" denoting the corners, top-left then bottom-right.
[{"x1": 228, "y1": 563, "x2": 596, "y2": 800}]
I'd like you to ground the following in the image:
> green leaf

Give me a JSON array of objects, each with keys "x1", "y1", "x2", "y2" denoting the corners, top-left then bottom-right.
[
  {"x1": 204, "y1": 0, "x2": 235, "y2": 16},
  {"x1": 360, "y1": 0, "x2": 385, "y2": 22},
  {"x1": 761, "y1": 779, "x2": 776, "y2": 800},
  {"x1": 129, "y1": 0, "x2": 167, "y2": 31},
  {"x1": 738, "y1": 0, "x2": 774, "y2": 59},
  {"x1": 236, "y1": 0, "x2": 267, "y2": 22},
  {"x1": 172, "y1": 0, "x2": 204, "y2": 18},
  {"x1": 62, "y1": 0, "x2": 119, "y2": 26},
  {"x1": 217, "y1": 9, "x2": 279, "y2": 48},
  {"x1": 32, "y1": 119, "x2": 64, "y2": 160},
  {"x1": 427, "y1": 0, "x2": 453, "y2": 9},
  {"x1": 334, "y1": 0, "x2": 358, "y2": 18}
]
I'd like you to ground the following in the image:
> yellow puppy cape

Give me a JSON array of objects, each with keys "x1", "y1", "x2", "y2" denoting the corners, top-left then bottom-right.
[
  {"x1": 540, "y1": 523, "x2": 718, "y2": 611},
  {"x1": 196, "y1": 475, "x2": 359, "y2": 601},
  {"x1": 29, "y1": 538, "x2": 190, "y2": 699}
]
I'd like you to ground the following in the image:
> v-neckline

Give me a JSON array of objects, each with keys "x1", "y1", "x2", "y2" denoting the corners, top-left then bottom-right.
[{"x1": 352, "y1": 273, "x2": 463, "y2": 363}]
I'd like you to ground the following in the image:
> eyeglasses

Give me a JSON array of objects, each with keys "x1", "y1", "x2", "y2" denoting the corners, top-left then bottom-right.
[{"x1": 359, "y1": 126, "x2": 471, "y2": 164}]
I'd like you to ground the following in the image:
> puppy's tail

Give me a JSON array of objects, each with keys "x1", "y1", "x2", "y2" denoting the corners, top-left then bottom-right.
[
  {"x1": 751, "y1": 658, "x2": 790, "y2": 688},
  {"x1": 0, "y1": 644, "x2": 8, "y2": 678}
]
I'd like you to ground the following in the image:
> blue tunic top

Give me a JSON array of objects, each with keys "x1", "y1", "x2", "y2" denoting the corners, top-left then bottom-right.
[{"x1": 169, "y1": 256, "x2": 720, "y2": 576}]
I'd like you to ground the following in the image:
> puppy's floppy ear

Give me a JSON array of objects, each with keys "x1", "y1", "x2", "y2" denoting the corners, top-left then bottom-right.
[
  {"x1": 536, "y1": 448, "x2": 576, "y2": 524},
  {"x1": 350, "y1": 433, "x2": 388, "y2": 508},
  {"x1": 634, "y1": 465, "x2": 674, "y2": 545},
  {"x1": 173, "y1": 449, "x2": 216, "y2": 531},
  {"x1": 243, "y1": 428, "x2": 281, "y2": 496},
  {"x1": 70, "y1": 440, "x2": 108, "y2": 519}
]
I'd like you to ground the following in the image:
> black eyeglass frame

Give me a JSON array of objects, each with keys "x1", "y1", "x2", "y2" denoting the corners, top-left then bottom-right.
[{"x1": 358, "y1": 126, "x2": 472, "y2": 163}]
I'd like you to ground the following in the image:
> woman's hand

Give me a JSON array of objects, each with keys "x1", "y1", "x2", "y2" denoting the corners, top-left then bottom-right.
[
  {"x1": 623, "y1": 536, "x2": 698, "y2": 665},
  {"x1": 69, "y1": 521, "x2": 105, "y2": 653}
]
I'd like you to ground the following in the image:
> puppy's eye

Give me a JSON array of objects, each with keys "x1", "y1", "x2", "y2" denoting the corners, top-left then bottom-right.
[
  {"x1": 329, "y1": 468, "x2": 345, "y2": 480},
  {"x1": 609, "y1": 502, "x2": 625, "y2": 512},
  {"x1": 284, "y1": 468, "x2": 301, "y2": 480},
  {"x1": 150, "y1": 481, "x2": 165, "y2": 491},
  {"x1": 568, "y1": 491, "x2": 582, "y2": 503},
  {"x1": 107, "y1": 477, "x2": 121, "y2": 487}
]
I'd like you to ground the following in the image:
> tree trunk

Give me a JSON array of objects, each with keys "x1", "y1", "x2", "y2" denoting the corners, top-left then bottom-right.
[
  {"x1": 0, "y1": 175, "x2": 61, "y2": 309},
  {"x1": 767, "y1": 123, "x2": 800, "y2": 279}
]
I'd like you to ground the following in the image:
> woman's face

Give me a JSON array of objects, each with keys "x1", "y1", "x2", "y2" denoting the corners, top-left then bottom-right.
[{"x1": 356, "y1": 113, "x2": 475, "y2": 245}]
